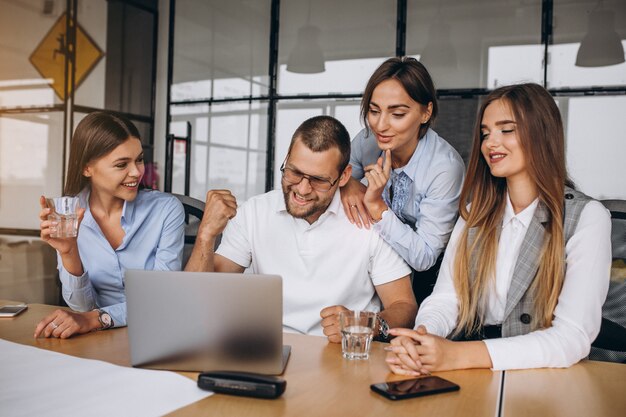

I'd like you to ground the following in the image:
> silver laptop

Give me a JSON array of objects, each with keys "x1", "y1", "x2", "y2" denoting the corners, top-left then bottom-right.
[{"x1": 125, "y1": 270, "x2": 290, "y2": 375}]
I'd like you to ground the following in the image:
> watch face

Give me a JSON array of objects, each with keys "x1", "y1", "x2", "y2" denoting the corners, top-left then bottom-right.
[{"x1": 99, "y1": 311, "x2": 112, "y2": 328}]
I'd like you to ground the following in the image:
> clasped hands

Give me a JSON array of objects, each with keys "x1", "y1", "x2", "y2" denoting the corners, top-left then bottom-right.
[{"x1": 385, "y1": 325, "x2": 455, "y2": 375}]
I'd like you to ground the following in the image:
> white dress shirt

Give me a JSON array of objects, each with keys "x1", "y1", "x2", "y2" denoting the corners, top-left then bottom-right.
[
  {"x1": 415, "y1": 195, "x2": 611, "y2": 370},
  {"x1": 216, "y1": 189, "x2": 411, "y2": 336}
]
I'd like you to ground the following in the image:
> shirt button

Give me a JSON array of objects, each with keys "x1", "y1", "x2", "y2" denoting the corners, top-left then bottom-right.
[
  {"x1": 520, "y1": 313, "x2": 531, "y2": 324},
  {"x1": 565, "y1": 193, "x2": 574, "y2": 200}
]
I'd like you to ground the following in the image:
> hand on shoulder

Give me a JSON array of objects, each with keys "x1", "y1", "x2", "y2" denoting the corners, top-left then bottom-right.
[{"x1": 340, "y1": 177, "x2": 371, "y2": 229}]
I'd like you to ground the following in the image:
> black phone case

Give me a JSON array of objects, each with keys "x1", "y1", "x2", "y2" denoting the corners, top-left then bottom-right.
[
  {"x1": 370, "y1": 376, "x2": 460, "y2": 400},
  {"x1": 198, "y1": 371, "x2": 286, "y2": 399}
]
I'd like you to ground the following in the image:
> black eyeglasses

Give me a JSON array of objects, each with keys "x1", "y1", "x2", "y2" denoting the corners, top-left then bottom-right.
[{"x1": 280, "y1": 160, "x2": 340, "y2": 192}]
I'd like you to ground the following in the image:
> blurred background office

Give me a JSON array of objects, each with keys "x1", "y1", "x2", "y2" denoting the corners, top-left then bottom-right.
[{"x1": 1, "y1": 0, "x2": 625, "y2": 305}]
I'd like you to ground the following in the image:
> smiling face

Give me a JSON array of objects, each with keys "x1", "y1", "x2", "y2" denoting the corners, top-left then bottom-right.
[
  {"x1": 480, "y1": 99, "x2": 529, "y2": 185},
  {"x1": 281, "y1": 139, "x2": 350, "y2": 224},
  {"x1": 83, "y1": 137, "x2": 145, "y2": 202},
  {"x1": 367, "y1": 78, "x2": 432, "y2": 163}
]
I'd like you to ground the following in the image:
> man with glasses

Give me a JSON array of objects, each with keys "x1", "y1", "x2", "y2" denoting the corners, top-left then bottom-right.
[{"x1": 186, "y1": 116, "x2": 416, "y2": 343}]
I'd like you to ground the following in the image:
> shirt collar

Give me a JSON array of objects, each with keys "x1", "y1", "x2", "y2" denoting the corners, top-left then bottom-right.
[
  {"x1": 76, "y1": 186, "x2": 134, "y2": 227},
  {"x1": 121, "y1": 195, "x2": 135, "y2": 226},
  {"x1": 274, "y1": 188, "x2": 341, "y2": 218},
  {"x1": 325, "y1": 189, "x2": 342, "y2": 215},
  {"x1": 275, "y1": 190, "x2": 288, "y2": 213},
  {"x1": 389, "y1": 128, "x2": 433, "y2": 182},
  {"x1": 502, "y1": 192, "x2": 539, "y2": 228}
]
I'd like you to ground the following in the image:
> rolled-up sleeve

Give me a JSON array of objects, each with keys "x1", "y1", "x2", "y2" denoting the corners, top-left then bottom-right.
[{"x1": 59, "y1": 261, "x2": 97, "y2": 312}]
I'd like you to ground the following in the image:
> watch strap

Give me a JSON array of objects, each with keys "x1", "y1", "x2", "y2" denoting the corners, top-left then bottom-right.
[{"x1": 375, "y1": 314, "x2": 390, "y2": 342}]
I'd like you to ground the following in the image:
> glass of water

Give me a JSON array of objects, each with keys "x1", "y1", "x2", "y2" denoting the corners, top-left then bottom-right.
[
  {"x1": 46, "y1": 197, "x2": 80, "y2": 238},
  {"x1": 339, "y1": 310, "x2": 377, "y2": 360}
]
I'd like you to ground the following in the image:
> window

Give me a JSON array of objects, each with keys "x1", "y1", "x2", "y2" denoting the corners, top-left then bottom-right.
[{"x1": 168, "y1": 0, "x2": 626, "y2": 204}]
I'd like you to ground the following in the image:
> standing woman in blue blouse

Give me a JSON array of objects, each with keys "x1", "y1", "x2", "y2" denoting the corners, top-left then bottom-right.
[
  {"x1": 34, "y1": 112, "x2": 185, "y2": 338},
  {"x1": 341, "y1": 57, "x2": 465, "y2": 302}
]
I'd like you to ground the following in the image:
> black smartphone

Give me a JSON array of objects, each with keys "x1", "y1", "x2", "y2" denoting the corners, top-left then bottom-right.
[{"x1": 370, "y1": 376, "x2": 460, "y2": 400}]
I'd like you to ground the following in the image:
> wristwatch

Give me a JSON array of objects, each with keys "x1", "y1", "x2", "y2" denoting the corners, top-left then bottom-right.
[
  {"x1": 376, "y1": 315, "x2": 390, "y2": 342},
  {"x1": 95, "y1": 309, "x2": 113, "y2": 330}
]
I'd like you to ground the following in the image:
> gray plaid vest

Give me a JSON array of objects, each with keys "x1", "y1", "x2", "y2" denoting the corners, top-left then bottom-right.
[{"x1": 466, "y1": 187, "x2": 591, "y2": 337}]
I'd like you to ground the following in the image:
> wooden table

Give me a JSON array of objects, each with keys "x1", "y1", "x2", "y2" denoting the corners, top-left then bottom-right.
[
  {"x1": 0, "y1": 301, "x2": 501, "y2": 417},
  {"x1": 502, "y1": 361, "x2": 626, "y2": 417}
]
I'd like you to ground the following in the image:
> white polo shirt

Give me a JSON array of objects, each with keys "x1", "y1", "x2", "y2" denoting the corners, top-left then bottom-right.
[{"x1": 216, "y1": 189, "x2": 411, "y2": 336}]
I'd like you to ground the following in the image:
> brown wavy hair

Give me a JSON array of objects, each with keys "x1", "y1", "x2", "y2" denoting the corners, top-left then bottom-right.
[
  {"x1": 360, "y1": 56, "x2": 437, "y2": 139},
  {"x1": 64, "y1": 112, "x2": 141, "y2": 196},
  {"x1": 453, "y1": 83, "x2": 573, "y2": 336}
]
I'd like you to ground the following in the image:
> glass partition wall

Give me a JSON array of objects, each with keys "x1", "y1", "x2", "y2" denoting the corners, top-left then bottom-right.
[
  {"x1": 170, "y1": 0, "x2": 625, "y2": 203},
  {"x1": 0, "y1": 0, "x2": 159, "y2": 234}
]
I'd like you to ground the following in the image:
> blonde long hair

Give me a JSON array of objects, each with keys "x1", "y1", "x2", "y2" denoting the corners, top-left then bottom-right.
[{"x1": 453, "y1": 83, "x2": 573, "y2": 336}]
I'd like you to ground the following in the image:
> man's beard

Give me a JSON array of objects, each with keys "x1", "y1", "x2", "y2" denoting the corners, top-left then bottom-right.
[{"x1": 282, "y1": 185, "x2": 333, "y2": 222}]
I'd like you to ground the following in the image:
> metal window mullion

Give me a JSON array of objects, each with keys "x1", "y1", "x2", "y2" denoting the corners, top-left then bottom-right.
[
  {"x1": 265, "y1": 0, "x2": 280, "y2": 192},
  {"x1": 541, "y1": 0, "x2": 554, "y2": 89},
  {"x1": 164, "y1": 0, "x2": 176, "y2": 192},
  {"x1": 396, "y1": 0, "x2": 407, "y2": 57}
]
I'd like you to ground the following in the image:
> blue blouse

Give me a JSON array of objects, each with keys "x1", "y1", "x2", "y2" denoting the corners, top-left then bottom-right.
[
  {"x1": 350, "y1": 128, "x2": 465, "y2": 271},
  {"x1": 58, "y1": 189, "x2": 185, "y2": 327}
]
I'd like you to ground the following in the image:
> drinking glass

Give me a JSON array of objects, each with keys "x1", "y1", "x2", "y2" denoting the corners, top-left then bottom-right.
[
  {"x1": 339, "y1": 310, "x2": 376, "y2": 360},
  {"x1": 46, "y1": 197, "x2": 80, "y2": 238}
]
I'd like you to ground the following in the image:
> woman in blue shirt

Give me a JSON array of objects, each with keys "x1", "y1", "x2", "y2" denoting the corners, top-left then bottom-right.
[
  {"x1": 34, "y1": 112, "x2": 185, "y2": 338},
  {"x1": 341, "y1": 57, "x2": 465, "y2": 302}
]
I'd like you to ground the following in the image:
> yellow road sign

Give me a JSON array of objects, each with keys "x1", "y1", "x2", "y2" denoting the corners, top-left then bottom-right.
[{"x1": 29, "y1": 13, "x2": 104, "y2": 100}]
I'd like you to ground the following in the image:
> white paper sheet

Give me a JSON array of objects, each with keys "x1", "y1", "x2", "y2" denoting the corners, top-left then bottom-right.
[{"x1": 0, "y1": 339, "x2": 212, "y2": 417}]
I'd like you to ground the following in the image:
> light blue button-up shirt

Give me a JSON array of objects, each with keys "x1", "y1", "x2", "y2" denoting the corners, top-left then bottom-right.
[
  {"x1": 59, "y1": 189, "x2": 185, "y2": 327},
  {"x1": 350, "y1": 128, "x2": 465, "y2": 271}
]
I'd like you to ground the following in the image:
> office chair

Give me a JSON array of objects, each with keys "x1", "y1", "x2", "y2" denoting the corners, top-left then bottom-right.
[
  {"x1": 172, "y1": 193, "x2": 205, "y2": 268},
  {"x1": 590, "y1": 199, "x2": 626, "y2": 363}
]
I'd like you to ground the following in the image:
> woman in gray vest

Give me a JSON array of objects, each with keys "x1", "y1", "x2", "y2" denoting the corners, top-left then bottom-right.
[{"x1": 385, "y1": 83, "x2": 611, "y2": 373}]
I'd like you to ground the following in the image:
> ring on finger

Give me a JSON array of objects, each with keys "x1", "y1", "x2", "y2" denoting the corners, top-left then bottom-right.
[
  {"x1": 50, "y1": 322, "x2": 59, "y2": 329},
  {"x1": 350, "y1": 204, "x2": 357, "y2": 208}
]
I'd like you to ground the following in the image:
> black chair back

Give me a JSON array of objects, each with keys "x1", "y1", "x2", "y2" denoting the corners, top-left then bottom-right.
[
  {"x1": 172, "y1": 194, "x2": 205, "y2": 268},
  {"x1": 590, "y1": 199, "x2": 626, "y2": 363}
]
